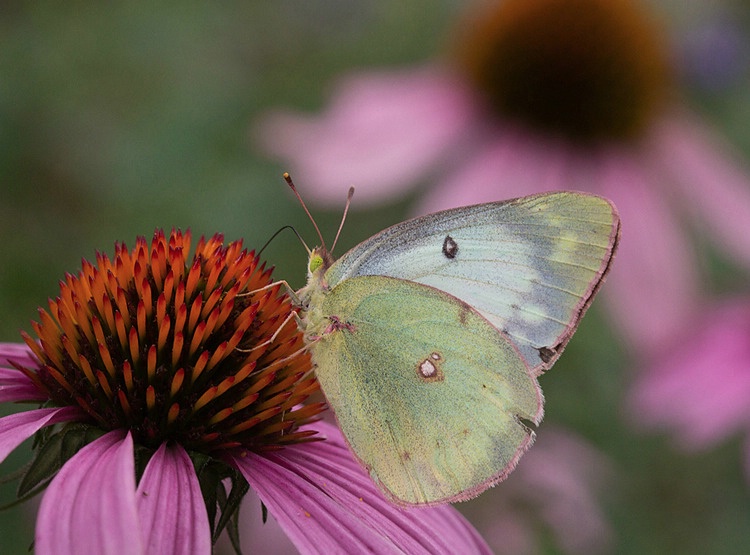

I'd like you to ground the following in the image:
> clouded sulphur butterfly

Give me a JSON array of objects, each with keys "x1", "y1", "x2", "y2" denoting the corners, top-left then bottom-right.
[{"x1": 288, "y1": 176, "x2": 619, "y2": 506}]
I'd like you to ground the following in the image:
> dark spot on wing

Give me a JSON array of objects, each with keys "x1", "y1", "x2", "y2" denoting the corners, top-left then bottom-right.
[
  {"x1": 517, "y1": 416, "x2": 538, "y2": 435},
  {"x1": 459, "y1": 304, "x2": 470, "y2": 325},
  {"x1": 538, "y1": 346, "x2": 556, "y2": 364},
  {"x1": 442, "y1": 235, "x2": 458, "y2": 259}
]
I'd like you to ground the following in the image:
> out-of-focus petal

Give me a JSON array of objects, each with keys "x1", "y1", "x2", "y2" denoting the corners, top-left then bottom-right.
[
  {"x1": 513, "y1": 429, "x2": 613, "y2": 554},
  {"x1": 416, "y1": 123, "x2": 576, "y2": 214},
  {"x1": 648, "y1": 113, "x2": 750, "y2": 268},
  {"x1": 471, "y1": 428, "x2": 613, "y2": 555},
  {"x1": 629, "y1": 300, "x2": 750, "y2": 448},
  {"x1": 230, "y1": 421, "x2": 491, "y2": 555},
  {"x1": 595, "y1": 146, "x2": 700, "y2": 356},
  {"x1": 256, "y1": 67, "x2": 476, "y2": 206},
  {"x1": 136, "y1": 442, "x2": 211, "y2": 555},
  {"x1": 36, "y1": 431, "x2": 143, "y2": 555},
  {"x1": 478, "y1": 512, "x2": 535, "y2": 555},
  {"x1": 232, "y1": 490, "x2": 299, "y2": 555},
  {"x1": 0, "y1": 406, "x2": 83, "y2": 463}
]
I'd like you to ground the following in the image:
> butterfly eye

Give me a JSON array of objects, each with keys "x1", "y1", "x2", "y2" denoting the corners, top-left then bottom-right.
[{"x1": 309, "y1": 254, "x2": 325, "y2": 274}]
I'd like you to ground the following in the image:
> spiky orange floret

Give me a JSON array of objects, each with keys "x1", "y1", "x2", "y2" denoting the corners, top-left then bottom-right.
[{"x1": 20, "y1": 229, "x2": 324, "y2": 452}]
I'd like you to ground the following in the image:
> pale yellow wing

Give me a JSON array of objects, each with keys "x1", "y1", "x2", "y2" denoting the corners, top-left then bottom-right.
[
  {"x1": 324, "y1": 192, "x2": 619, "y2": 375},
  {"x1": 310, "y1": 275, "x2": 542, "y2": 506}
]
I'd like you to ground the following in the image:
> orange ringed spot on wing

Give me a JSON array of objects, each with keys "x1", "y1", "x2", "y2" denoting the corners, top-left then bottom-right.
[
  {"x1": 419, "y1": 360, "x2": 437, "y2": 376},
  {"x1": 417, "y1": 352, "x2": 445, "y2": 382}
]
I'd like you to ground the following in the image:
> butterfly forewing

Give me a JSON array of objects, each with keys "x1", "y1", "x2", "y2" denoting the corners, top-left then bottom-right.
[{"x1": 324, "y1": 192, "x2": 620, "y2": 374}]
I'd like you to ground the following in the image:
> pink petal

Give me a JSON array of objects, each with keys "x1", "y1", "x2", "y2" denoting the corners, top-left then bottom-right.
[
  {"x1": 226, "y1": 489, "x2": 298, "y2": 554},
  {"x1": 512, "y1": 429, "x2": 614, "y2": 554},
  {"x1": 36, "y1": 431, "x2": 143, "y2": 555},
  {"x1": 229, "y1": 421, "x2": 491, "y2": 554},
  {"x1": 0, "y1": 343, "x2": 48, "y2": 401},
  {"x1": 595, "y1": 146, "x2": 701, "y2": 356},
  {"x1": 465, "y1": 428, "x2": 613, "y2": 555},
  {"x1": 629, "y1": 299, "x2": 750, "y2": 449},
  {"x1": 648, "y1": 112, "x2": 750, "y2": 269},
  {"x1": 417, "y1": 123, "x2": 576, "y2": 215},
  {"x1": 0, "y1": 367, "x2": 38, "y2": 386},
  {"x1": 256, "y1": 66, "x2": 476, "y2": 206},
  {"x1": 0, "y1": 383, "x2": 48, "y2": 402},
  {"x1": 136, "y1": 442, "x2": 211, "y2": 554},
  {"x1": 0, "y1": 342, "x2": 39, "y2": 370},
  {"x1": 0, "y1": 406, "x2": 83, "y2": 463}
]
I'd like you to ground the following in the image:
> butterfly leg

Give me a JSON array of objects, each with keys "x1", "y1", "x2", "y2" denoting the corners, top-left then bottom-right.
[
  {"x1": 323, "y1": 315, "x2": 356, "y2": 335},
  {"x1": 235, "y1": 309, "x2": 300, "y2": 353},
  {"x1": 237, "y1": 279, "x2": 302, "y2": 305}
]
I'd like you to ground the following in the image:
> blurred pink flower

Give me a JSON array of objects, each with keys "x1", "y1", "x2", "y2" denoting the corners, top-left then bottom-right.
[
  {"x1": 256, "y1": 0, "x2": 750, "y2": 357},
  {"x1": 470, "y1": 427, "x2": 614, "y2": 555},
  {"x1": 628, "y1": 299, "x2": 750, "y2": 482}
]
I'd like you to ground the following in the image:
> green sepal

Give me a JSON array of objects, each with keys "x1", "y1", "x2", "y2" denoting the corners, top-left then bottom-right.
[
  {"x1": 189, "y1": 451, "x2": 249, "y2": 553},
  {"x1": 216, "y1": 469, "x2": 248, "y2": 555},
  {"x1": 17, "y1": 422, "x2": 105, "y2": 498}
]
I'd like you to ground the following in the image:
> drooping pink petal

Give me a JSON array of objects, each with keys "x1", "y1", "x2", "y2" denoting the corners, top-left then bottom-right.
[
  {"x1": 36, "y1": 431, "x2": 143, "y2": 555},
  {"x1": 595, "y1": 146, "x2": 700, "y2": 356},
  {"x1": 0, "y1": 343, "x2": 49, "y2": 401},
  {"x1": 0, "y1": 382, "x2": 48, "y2": 402},
  {"x1": 648, "y1": 112, "x2": 750, "y2": 268},
  {"x1": 229, "y1": 421, "x2": 491, "y2": 555},
  {"x1": 629, "y1": 299, "x2": 750, "y2": 449},
  {"x1": 416, "y1": 123, "x2": 576, "y2": 215},
  {"x1": 0, "y1": 406, "x2": 83, "y2": 463},
  {"x1": 0, "y1": 365, "x2": 48, "y2": 403},
  {"x1": 0, "y1": 342, "x2": 39, "y2": 370},
  {"x1": 136, "y1": 442, "x2": 211, "y2": 554},
  {"x1": 256, "y1": 67, "x2": 477, "y2": 206}
]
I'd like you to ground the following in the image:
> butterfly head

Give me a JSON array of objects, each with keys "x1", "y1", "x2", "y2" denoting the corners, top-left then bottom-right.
[{"x1": 308, "y1": 247, "x2": 334, "y2": 280}]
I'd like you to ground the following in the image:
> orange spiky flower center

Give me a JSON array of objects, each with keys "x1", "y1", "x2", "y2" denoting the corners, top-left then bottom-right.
[
  {"x1": 19, "y1": 229, "x2": 324, "y2": 452},
  {"x1": 454, "y1": 0, "x2": 673, "y2": 142}
]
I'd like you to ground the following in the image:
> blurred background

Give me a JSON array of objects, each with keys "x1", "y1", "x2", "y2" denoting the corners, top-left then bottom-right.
[{"x1": 2, "y1": 1, "x2": 750, "y2": 553}]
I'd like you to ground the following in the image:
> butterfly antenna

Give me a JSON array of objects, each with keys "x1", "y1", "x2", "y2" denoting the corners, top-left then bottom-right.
[
  {"x1": 258, "y1": 225, "x2": 310, "y2": 257},
  {"x1": 284, "y1": 172, "x2": 326, "y2": 249},
  {"x1": 331, "y1": 186, "x2": 355, "y2": 254}
]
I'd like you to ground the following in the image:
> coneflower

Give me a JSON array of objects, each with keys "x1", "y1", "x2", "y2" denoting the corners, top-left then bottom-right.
[{"x1": 0, "y1": 229, "x2": 490, "y2": 554}]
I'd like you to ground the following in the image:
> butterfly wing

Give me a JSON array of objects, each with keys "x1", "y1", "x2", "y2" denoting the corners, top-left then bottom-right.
[
  {"x1": 325, "y1": 192, "x2": 619, "y2": 374},
  {"x1": 310, "y1": 275, "x2": 542, "y2": 506}
]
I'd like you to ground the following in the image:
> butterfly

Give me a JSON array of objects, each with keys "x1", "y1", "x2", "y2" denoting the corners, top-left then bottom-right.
[{"x1": 287, "y1": 175, "x2": 620, "y2": 507}]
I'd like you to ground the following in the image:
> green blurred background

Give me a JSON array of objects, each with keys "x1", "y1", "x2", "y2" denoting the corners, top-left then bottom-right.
[{"x1": 2, "y1": 2, "x2": 750, "y2": 553}]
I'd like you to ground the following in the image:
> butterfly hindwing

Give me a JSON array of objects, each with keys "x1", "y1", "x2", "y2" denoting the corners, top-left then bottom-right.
[
  {"x1": 324, "y1": 192, "x2": 620, "y2": 374},
  {"x1": 310, "y1": 275, "x2": 542, "y2": 506}
]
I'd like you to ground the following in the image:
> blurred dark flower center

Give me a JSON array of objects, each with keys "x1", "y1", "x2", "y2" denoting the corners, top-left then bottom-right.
[
  {"x1": 19, "y1": 230, "x2": 323, "y2": 452},
  {"x1": 455, "y1": 0, "x2": 672, "y2": 142}
]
